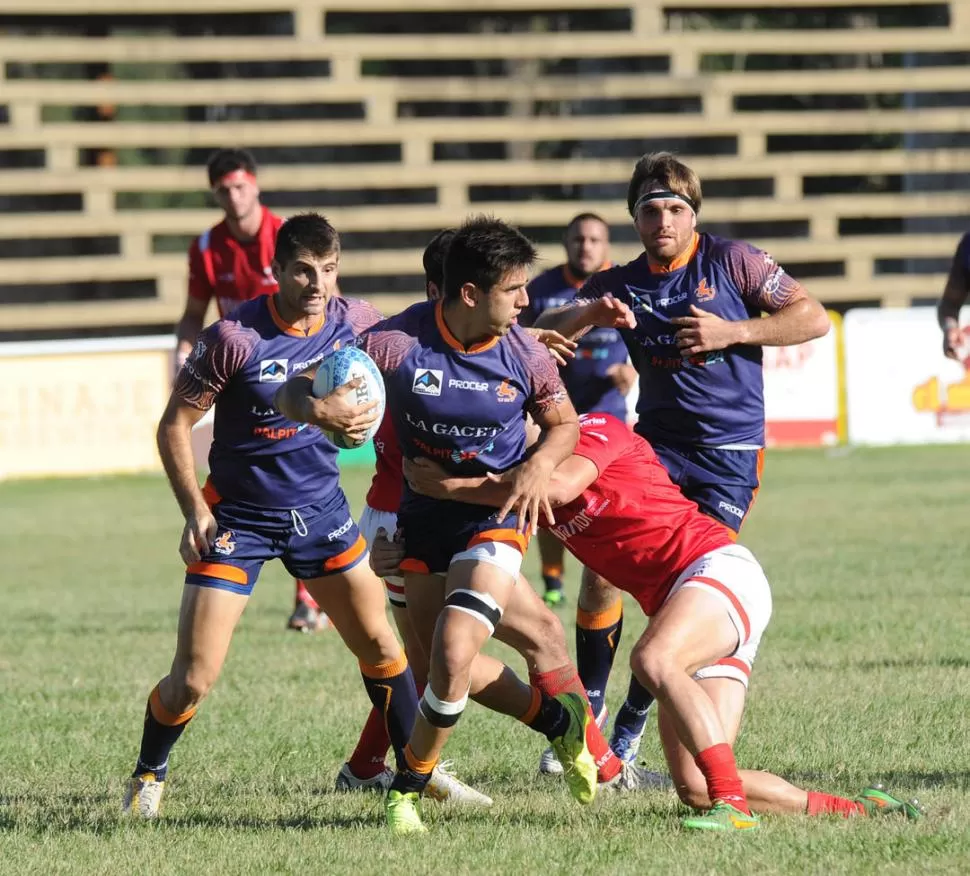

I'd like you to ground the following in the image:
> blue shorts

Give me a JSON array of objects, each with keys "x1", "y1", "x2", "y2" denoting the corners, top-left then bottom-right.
[
  {"x1": 398, "y1": 493, "x2": 528, "y2": 576},
  {"x1": 185, "y1": 486, "x2": 367, "y2": 596},
  {"x1": 650, "y1": 441, "x2": 764, "y2": 534}
]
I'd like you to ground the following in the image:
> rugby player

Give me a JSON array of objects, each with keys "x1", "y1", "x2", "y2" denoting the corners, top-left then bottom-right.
[
  {"x1": 386, "y1": 413, "x2": 924, "y2": 831},
  {"x1": 937, "y1": 230, "x2": 970, "y2": 359},
  {"x1": 122, "y1": 214, "x2": 418, "y2": 819},
  {"x1": 174, "y1": 147, "x2": 325, "y2": 633},
  {"x1": 320, "y1": 230, "x2": 656, "y2": 804},
  {"x1": 535, "y1": 152, "x2": 831, "y2": 763}
]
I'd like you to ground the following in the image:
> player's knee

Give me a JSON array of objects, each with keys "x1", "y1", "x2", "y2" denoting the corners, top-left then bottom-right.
[
  {"x1": 629, "y1": 642, "x2": 674, "y2": 694},
  {"x1": 169, "y1": 665, "x2": 217, "y2": 710}
]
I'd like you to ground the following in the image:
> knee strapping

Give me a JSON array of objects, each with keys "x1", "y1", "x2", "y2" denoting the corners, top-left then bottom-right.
[
  {"x1": 444, "y1": 588, "x2": 503, "y2": 636},
  {"x1": 419, "y1": 686, "x2": 469, "y2": 728}
]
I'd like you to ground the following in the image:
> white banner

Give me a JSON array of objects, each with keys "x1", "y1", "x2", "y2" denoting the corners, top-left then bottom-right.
[
  {"x1": 844, "y1": 307, "x2": 970, "y2": 445},
  {"x1": 763, "y1": 315, "x2": 841, "y2": 447}
]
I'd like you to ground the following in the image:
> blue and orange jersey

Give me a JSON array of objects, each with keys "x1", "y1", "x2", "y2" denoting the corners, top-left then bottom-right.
[
  {"x1": 175, "y1": 294, "x2": 382, "y2": 508},
  {"x1": 522, "y1": 264, "x2": 629, "y2": 420},
  {"x1": 580, "y1": 232, "x2": 808, "y2": 448},
  {"x1": 356, "y1": 299, "x2": 567, "y2": 484}
]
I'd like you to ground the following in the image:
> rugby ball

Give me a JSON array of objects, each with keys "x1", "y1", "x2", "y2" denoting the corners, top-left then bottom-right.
[{"x1": 312, "y1": 346, "x2": 386, "y2": 449}]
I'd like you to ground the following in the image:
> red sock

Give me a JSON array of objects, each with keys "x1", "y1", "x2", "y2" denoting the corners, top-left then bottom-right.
[
  {"x1": 694, "y1": 743, "x2": 750, "y2": 814},
  {"x1": 346, "y1": 706, "x2": 391, "y2": 780},
  {"x1": 530, "y1": 665, "x2": 622, "y2": 783},
  {"x1": 296, "y1": 579, "x2": 319, "y2": 610},
  {"x1": 807, "y1": 791, "x2": 865, "y2": 818}
]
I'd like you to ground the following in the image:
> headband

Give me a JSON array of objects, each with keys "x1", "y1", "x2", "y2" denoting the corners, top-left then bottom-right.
[
  {"x1": 212, "y1": 168, "x2": 257, "y2": 190},
  {"x1": 632, "y1": 190, "x2": 697, "y2": 216}
]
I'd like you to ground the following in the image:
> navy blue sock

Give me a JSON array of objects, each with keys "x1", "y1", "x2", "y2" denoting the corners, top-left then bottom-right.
[
  {"x1": 522, "y1": 687, "x2": 570, "y2": 741},
  {"x1": 359, "y1": 655, "x2": 419, "y2": 773},
  {"x1": 575, "y1": 599, "x2": 623, "y2": 717},
  {"x1": 613, "y1": 675, "x2": 655, "y2": 740},
  {"x1": 134, "y1": 685, "x2": 196, "y2": 781},
  {"x1": 542, "y1": 564, "x2": 564, "y2": 594}
]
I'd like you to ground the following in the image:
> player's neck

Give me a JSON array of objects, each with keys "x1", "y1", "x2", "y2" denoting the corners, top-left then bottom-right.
[
  {"x1": 440, "y1": 300, "x2": 492, "y2": 349},
  {"x1": 226, "y1": 204, "x2": 264, "y2": 241},
  {"x1": 272, "y1": 292, "x2": 327, "y2": 334}
]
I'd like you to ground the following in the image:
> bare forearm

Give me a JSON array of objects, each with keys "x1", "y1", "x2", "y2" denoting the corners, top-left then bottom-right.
[
  {"x1": 157, "y1": 421, "x2": 207, "y2": 519},
  {"x1": 533, "y1": 303, "x2": 594, "y2": 339},
  {"x1": 274, "y1": 375, "x2": 315, "y2": 422},
  {"x1": 531, "y1": 420, "x2": 580, "y2": 469},
  {"x1": 736, "y1": 299, "x2": 829, "y2": 347}
]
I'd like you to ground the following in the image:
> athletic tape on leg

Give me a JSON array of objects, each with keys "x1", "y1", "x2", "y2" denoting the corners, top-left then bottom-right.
[
  {"x1": 444, "y1": 588, "x2": 503, "y2": 636},
  {"x1": 419, "y1": 685, "x2": 469, "y2": 728}
]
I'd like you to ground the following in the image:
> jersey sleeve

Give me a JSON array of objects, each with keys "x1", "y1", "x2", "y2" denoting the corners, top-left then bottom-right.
[
  {"x1": 721, "y1": 240, "x2": 807, "y2": 313},
  {"x1": 355, "y1": 320, "x2": 417, "y2": 375},
  {"x1": 173, "y1": 319, "x2": 257, "y2": 410},
  {"x1": 345, "y1": 297, "x2": 385, "y2": 336},
  {"x1": 187, "y1": 236, "x2": 215, "y2": 303},
  {"x1": 570, "y1": 416, "x2": 630, "y2": 476},
  {"x1": 949, "y1": 232, "x2": 970, "y2": 291},
  {"x1": 509, "y1": 328, "x2": 568, "y2": 416}
]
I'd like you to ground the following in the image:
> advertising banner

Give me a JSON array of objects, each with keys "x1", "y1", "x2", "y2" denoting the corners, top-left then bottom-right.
[{"x1": 844, "y1": 307, "x2": 970, "y2": 445}]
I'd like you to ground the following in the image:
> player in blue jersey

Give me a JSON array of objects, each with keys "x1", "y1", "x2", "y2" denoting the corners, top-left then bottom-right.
[
  {"x1": 121, "y1": 213, "x2": 419, "y2": 820},
  {"x1": 521, "y1": 213, "x2": 636, "y2": 615},
  {"x1": 536, "y1": 152, "x2": 830, "y2": 764},
  {"x1": 938, "y1": 231, "x2": 970, "y2": 359},
  {"x1": 338, "y1": 216, "x2": 594, "y2": 833}
]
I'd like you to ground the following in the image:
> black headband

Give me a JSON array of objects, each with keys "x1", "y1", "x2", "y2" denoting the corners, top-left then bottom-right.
[{"x1": 632, "y1": 190, "x2": 697, "y2": 216}]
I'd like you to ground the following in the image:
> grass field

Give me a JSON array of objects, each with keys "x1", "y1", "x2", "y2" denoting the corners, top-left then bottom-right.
[{"x1": 2, "y1": 446, "x2": 969, "y2": 875}]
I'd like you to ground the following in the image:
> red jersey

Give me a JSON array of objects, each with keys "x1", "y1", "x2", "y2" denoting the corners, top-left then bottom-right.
[
  {"x1": 366, "y1": 415, "x2": 404, "y2": 513},
  {"x1": 188, "y1": 208, "x2": 284, "y2": 317},
  {"x1": 547, "y1": 414, "x2": 732, "y2": 615}
]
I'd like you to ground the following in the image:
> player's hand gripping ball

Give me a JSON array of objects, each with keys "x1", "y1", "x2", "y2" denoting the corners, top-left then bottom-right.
[{"x1": 312, "y1": 347, "x2": 386, "y2": 449}]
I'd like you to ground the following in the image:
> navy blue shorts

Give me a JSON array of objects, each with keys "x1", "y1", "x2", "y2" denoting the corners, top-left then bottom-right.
[
  {"x1": 185, "y1": 484, "x2": 367, "y2": 596},
  {"x1": 398, "y1": 493, "x2": 528, "y2": 576},
  {"x1": 650, "y1": 441, "x2": 764, "y2": 534}
]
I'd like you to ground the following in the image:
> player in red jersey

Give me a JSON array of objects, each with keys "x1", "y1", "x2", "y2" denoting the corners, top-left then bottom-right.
[
  {"x1": 174, "y1": 147, "x2": 323, "y2": 633},
  {"x1": 383, "y1": 413, "x2": 924, "y2": 831}
]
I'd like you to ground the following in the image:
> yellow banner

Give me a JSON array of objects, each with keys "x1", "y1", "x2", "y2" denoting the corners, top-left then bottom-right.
[{"x1": 0, "y1": 348, "x2": 170, "y2": 478}]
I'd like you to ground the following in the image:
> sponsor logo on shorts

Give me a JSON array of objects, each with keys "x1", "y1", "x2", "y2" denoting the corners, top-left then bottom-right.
[
  {"x1": 213, "y1": 531, "x2": 236, "y2": 555},
  {"x1": 718, "y1": 500, "x2": 745, "y2": 520},
  {"x1": 412, "y1": 368, "x2": 443, "y2": 396},
  {"x1": 327, "y1": 516, "x2": 354, "y2": 542},
  {"x1": 448, "y1": 378, "x2": 489, "y2": 392},
  {"x1": 258, "y1": 359, "x2": 289, "y2": 383}
]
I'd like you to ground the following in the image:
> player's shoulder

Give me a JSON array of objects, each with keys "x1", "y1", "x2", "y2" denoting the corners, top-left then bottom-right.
[
  {"x1": 329, "y1": 295, "x2": 385, "y2": 335},
  {"x1": 704, "y1": 233, "x2": 766, "y2": 263},
  {"x1": 378, "y1": 299, "x2": 434, "y2": 333},
  {"x1": 578, "y1": 412, "x2": 632, "y2": 444},
  {"x1": 194, "y1": 218, "x2": 230, "y2": 252},
  {"x1": 199, "y1": 310, "x2": 262, "y2": 357},
  {"x1": 528, "y1": 264, "x2": 568, "y2": 295},
  {"x1": 266, "y1": 209, "x2": 286, "y2": 231}
]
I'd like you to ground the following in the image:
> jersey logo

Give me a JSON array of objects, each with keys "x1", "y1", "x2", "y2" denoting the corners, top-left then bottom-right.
[
  {"x1": 624, "y1": 285, "x2": 655, "y2": 314},
  {"x1": 695, "y1": 278, "x2": 716, "y2": 302},
  {"x1": 258, "y1": 359, "x2": 289, "y2": 382},
  {"x1": 412, "y1": 368, "x2": 443, "y2": 396},
  {"x1": 213, "y1": 531, "x2": 236, "y2": 556},
  {"x1": 496, "y1": 379, "x2": 518, "y2": 403}
]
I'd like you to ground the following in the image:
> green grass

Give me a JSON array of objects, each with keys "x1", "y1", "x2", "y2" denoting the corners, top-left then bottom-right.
[{"x1": 2, "y1": 446, "x2": 969, "y2": 874}]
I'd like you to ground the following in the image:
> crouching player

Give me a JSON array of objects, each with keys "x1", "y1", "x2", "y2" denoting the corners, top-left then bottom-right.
[
  {"x1": 122, "y1": 214, "x2": 420, "y2": 818},
  {"x1": 391, "y1": 413, "x2": 924, "y2": 831}
]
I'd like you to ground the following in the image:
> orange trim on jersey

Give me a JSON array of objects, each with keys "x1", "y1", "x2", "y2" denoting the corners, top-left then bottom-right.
[
  {"x1": 322, "y1": 533, "x2": 367, "y2": 572},
  {"x1": 404, "y1": 744, "x2": 438, "y2": 776},
  {"x1": 400, "y1": 558, "x2": 431, "y2": 574},
  {"x1": 359, "y1": 651, "x2": 408, "y2": 680},
  {"x1": 647, "y1": 232, "x2": 699, "y2": 274},
  {"x1": 149, "y1": 685, "x2": 197, "y2": 727},
  {"x1": 201, "y1": 478, "x2": 222, "y2": 508},
  {"x1": 468, "y1": 527, "x2": 529, "y2": 554},
  {"x1": 576, "y1": 598, "x2": 623, "y2": 631},
  {"x1": 713, "y1": 656, "x2": 751, "y2": 677},
  {"x1": 520, "y1": 686, "x2": 543, "y2": 724},
  {"x1": 186, "y1": 562, "x2": 248, "y2": 586},
  {"x1": 267, "y1": 294, "x2": 325, "y2": 338},
  {"x1": 690, "y1": 575, "x2": 751, "y2": 642},
  {"x1": 434, "y1": 300, "x2": 500, "y2": 354},
  {"x1": 562, "y1": 261, "x2": 612, "y2": 289}
]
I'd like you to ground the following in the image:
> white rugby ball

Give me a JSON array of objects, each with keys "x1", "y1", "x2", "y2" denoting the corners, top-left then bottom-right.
[{"x1": 312, "y1": 346, "x2": 386, "y2": 449}]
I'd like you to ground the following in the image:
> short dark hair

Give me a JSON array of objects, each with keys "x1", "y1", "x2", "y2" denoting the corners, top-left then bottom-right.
[
  {"x1": 443, "y1": 215, "x2": 537, "y2": 300},
  {"x1": 565, "y1": 212, "x2": 609, "y2": 235},
  {"x1": 206, "y1": 148, "x2": 258, "y2": 187},
  {"x1": 422, "y1": 228, "x2": 456, "y2": 291},
  {"x1": 626, "y1": 152, "x2": 703, "y2": 216},
  {"x1": 274, "y1": 213, "x2": 340, "y2": 268}
]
